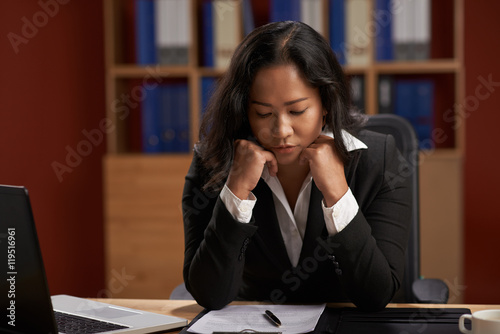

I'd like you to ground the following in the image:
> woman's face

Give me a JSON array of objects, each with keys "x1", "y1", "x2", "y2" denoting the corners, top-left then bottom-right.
[{"x1": 248, "y1": 64, "x2": 325, "y2": 166}]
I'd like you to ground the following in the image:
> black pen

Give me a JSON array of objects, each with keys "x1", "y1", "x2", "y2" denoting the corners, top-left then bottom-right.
[{"x1": 264, "y1": 310, "x2": 281, "y2": 327}]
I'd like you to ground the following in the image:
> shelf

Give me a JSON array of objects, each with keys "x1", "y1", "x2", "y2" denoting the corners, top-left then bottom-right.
[
  {"x1": 108, "y1": 62, "x2": 462, "y2": 80},
  {"x1": 109, "y1": 65, "x2": 194, "y2": 78},
  {"x1": 198, "y1": 67, "x2": 227, "y2": 77},
  {"x1": 373, "y1": 59, "x2": 462, "y2": 74},
  {"x1": 342, "y1": 65, "x2": 369, "y2": 75},
  {"x1": 343, "y1": 60, "x2": 461, "y2": 76}
]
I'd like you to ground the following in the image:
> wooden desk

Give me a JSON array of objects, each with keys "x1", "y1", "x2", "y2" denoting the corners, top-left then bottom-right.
[{"x1": 92, "y1": 298, "x2": 499, "y2": 324}]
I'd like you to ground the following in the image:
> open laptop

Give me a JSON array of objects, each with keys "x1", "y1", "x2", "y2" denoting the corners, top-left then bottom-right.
[{"x1": 0, "y1": 184, "x2": 188, "y2": 334}]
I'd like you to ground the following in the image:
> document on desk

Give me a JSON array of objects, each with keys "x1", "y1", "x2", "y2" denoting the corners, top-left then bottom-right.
[{"x1": 188, "y1": 304, "x2": 326, "y2": 334}]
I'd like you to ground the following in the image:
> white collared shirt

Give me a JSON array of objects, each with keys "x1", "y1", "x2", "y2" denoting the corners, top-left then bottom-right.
[{"x1": 220, "y1": 130, "x2": 367, "y2": 266}]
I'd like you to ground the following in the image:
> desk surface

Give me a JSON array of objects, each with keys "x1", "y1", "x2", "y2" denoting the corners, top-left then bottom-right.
[{"x1": 92, "y1": 298, "x2": 499, "y2": 323}]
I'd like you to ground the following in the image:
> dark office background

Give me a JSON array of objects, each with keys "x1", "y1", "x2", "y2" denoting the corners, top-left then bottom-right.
[{"x1": 0, "y1": 1, "x2": 499, "y2": 303}]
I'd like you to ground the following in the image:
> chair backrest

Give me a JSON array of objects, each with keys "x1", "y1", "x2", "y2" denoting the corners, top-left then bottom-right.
[{"x1": 363, "y1": 114, "x2": 420, "y2": 303}]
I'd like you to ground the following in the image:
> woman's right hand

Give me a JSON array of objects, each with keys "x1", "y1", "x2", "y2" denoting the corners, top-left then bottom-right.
[{"x1": 226, "y1": 139, "x2": 278, "y2": 200}]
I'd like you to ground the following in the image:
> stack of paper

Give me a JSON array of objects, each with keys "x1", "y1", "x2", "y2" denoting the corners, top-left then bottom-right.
[{"x1": 188, "y1": 304, "x2": 326, "y2": 334}]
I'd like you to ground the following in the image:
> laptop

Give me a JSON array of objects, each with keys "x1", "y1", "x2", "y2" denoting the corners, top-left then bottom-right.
[{"x1": 0, "y1": 184, "x2": 188, "y2": 334}]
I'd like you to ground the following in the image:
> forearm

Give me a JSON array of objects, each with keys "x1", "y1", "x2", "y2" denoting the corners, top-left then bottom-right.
[
  {"x1": 183, "y1": 196, "x2": 257, "y2": 309},
  {"x1": 328, "y1": 213, "x2": 402, "y2": 310}
]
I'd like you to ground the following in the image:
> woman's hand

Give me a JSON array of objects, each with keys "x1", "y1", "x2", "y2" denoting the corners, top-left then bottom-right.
[
  {"x1": 226, "y1": 139, "x2": 278, "y2": 200},
  {"x1": 299, "y1": 135, "x2": 348, "y2": 207}
]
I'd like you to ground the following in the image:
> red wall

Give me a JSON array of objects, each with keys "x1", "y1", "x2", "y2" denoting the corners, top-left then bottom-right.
[
  {"x1": 0, "y1": 1, "x2": 105, "y2": 297},
  {"x1": 464, "y1": 1, "x2": 500, "y2": 303}
]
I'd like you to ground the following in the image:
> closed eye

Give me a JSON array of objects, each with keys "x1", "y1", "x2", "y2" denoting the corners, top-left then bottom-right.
[
  {"x1": 256, "y1": 111, "x2": 272, "y2": 118},
  {"x1": 290, "y1": 108, "x2": 308, "y2": 115}
]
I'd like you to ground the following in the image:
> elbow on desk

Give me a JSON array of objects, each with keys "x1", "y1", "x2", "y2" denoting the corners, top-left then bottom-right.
[
  {"x1": 350, "y1": 286, "x2": 395, "y2": 312},
  {"x1": 184, "y1": 281, "x2": 232, "y2": 310},
  {"x1": 191, "y1": 291, "x2": 231, "y2": 311},
  {"x1": 354, "y1": 297, "x2": 391, "y2": 312},
  {"x1": 347, "y1": 270, "x2": 401, "y2": 312}
]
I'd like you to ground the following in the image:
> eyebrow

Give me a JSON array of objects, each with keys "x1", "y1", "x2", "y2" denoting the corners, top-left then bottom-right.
[{"x1": 250, "y1": 97, "x2": 309, "y2": 108}]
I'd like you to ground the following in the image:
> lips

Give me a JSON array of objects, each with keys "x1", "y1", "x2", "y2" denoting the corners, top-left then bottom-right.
[{"x1": 272, "y1": 145, "x2": 297, "y2": 154}]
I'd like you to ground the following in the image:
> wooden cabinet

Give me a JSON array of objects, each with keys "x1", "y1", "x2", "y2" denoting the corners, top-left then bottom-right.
[
  {"x1": 103, "y1": 0, "x2": 464, "y2": 301},
  {"x1": 104, "y1": 155, "x2": 191, "y2": 298}
]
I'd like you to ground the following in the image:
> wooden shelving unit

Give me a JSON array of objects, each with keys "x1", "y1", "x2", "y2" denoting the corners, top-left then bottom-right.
[{"x1": 103, "y1": 0, "x2": 465, "y2": 301}]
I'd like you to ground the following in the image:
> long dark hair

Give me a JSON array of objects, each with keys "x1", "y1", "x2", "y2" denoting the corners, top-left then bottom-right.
[{"x1": 197, "y1": 21, "x2": 364, "y2": 191}]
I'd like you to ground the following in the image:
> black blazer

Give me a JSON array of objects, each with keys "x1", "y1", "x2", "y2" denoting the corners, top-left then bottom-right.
[{"x1": 182, "y1": 130, "x2": 412, "y2": 311}]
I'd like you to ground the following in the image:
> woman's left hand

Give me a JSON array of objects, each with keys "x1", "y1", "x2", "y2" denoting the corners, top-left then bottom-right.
[{"x1": 299, "y1": 135, "x2": 348, "y2": 207}]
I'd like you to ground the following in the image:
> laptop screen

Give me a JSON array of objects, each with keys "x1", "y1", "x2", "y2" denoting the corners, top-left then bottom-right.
[{"x1": 0, "y1": 185, "x2": 57, "y2": 333}]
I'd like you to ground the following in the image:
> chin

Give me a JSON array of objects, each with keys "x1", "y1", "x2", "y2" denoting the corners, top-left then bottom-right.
[{"x1": 276, "y1": 154, "x2": 300, "y2": 167}]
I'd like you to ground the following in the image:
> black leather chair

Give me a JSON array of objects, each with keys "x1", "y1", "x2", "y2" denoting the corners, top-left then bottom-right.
[
  {"x1": 170, "y1": 114, "x2": 450, "y2": 303},
  {"x1": 364, "y1": 114, "x2": 449, "y2": 303}
]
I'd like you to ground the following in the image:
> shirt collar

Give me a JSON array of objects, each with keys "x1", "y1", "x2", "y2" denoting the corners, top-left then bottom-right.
[{"x1": 324, "y1": 129, "x2": 368, "y2": 152}]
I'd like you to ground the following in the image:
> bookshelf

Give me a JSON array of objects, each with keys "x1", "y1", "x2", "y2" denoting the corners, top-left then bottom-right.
[{"x1": 103, "y1": 0, "x2": 465, "y2": 300}]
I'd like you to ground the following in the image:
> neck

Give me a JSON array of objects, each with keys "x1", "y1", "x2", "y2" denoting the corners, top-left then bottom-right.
[
  {"x1": 276, "y1": 161, "x2": 310, "y2": 212},
  {"x1": 277, "y1": 161, "x2": 310, "y2": 183}
]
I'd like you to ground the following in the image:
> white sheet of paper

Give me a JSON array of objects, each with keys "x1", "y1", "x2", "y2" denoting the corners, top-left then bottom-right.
[{"x1": 188, "y1": 304, "x2": 326, "y2": 334}]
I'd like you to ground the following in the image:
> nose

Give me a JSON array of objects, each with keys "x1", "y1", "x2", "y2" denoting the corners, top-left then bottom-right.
[{"x1": 271, "y1": 113, "x2": 293, "y2": 139}]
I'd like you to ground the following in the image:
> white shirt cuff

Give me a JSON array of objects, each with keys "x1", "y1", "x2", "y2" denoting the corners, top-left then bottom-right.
[
  {"x1": 220, "y1": 183, "x2": 256, "y2": 223},
  {"x1": 322, "y1": 188, "x2": 359, "y2": 235}
]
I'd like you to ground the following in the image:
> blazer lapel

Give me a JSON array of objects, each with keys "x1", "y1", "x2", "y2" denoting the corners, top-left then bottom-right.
[
  {"x1": 298, "y1": 150, "x2": 363, "y2": 264},
  {"x1": 298, "y1": 181, "x2": 327, "y2": 264},
  {"x1": 345, "y1": 150, "x2": 362, "y2": 188},
  {"x1": 251, "y1": 179, "x2": 293, "y2": 270}
]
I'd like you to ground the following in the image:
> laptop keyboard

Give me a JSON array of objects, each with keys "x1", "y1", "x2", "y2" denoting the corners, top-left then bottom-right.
[{"x1": 54, "y1": 311, "x2": 128, "y2": 333}]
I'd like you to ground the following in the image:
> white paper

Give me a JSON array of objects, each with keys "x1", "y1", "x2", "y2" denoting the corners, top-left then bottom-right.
[{"x1": 188, "y1": 304, "x2": 326, "y2": 334}]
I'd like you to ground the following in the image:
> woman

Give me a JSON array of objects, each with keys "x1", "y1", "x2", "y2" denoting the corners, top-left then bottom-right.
[{"x1": 182, "y1": 21, "x2": 411, "y2": 311}]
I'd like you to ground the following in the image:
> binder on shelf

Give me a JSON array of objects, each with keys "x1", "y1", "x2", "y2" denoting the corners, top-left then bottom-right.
[
  {"x1": 159, "y1": 84, "x2": 175, "y2": 152},
  {"x1": 377, "y1": 75, "x2": 394, "y2": 114},
  {"x1": 174, "y1": 83, "x2": 190, "y2": 152},
  {"x1": 345, "y1": 0, "x2": 370, "y2": 66},
  {"x1": 242, "y1": 0, "x2": 255, "y2": 36},
  {"x1": 270, "y1": 0, "x2": 301, "y2": 22},
  {"x1": 159, "y1": 83, "x2": 190, "y2": 152},
  {"x1": 392, "y1": 0, "x2": 413, "y2": 61},
  {"x1": 300, "y1": 0, "x2": 326, "y2": 36},
  {"x1": 414, "y1": 0, "x2": 431, "y2": 60},
  {"x1": 350, "y1": 75, "x2": 365, "y2": 113},
  {"x1": 202, "y1": 0, "x2": 214, "y2": 67},
  {"x1": 392, "y1": 0, "x2": 431, "y2": 61},
  {"x1": 374, "y1": 0, "x2": 394, "y2": 61},
  {"x1": 141, "y1": 82, "x2": 190, "y2": 153},
  {"x1": 141, "y1": 85, "x2": 162, "y2": 153},
  {"x1": 394, "y1": 79, "x2": 435, "y2": 149},
  {"x1": 135, "y1": 0, "x2": 157, "y2": 65},
  {"x1": 269, "y1": 0, "x2": 324, "y2": 35},
  {"x1": 154, "y1": 0, "x2": 191, "y2": 65},
  {"x1": 201, "y1": 77, "x2": 217, "y2": 118},
  {"x1": 329, "y1": 0, "x2": 346, "y2": 65},
  {"x1": 413, "y1": 80, "x2": 434, "y2": 149},
  {"x1": 213, "y1": 0, "x2": 242, "y2": 69}
]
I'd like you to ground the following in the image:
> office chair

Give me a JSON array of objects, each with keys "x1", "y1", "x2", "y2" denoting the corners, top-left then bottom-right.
[
  {"x1": 170, "y1": 282, "x2": 193, "y2": 300},
  {"x1": 170, "y1": 114, "x2": 449, "y2": 303},
  {"x1": 364, "y1": 113, "x2": 449, "y2": 304}
]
